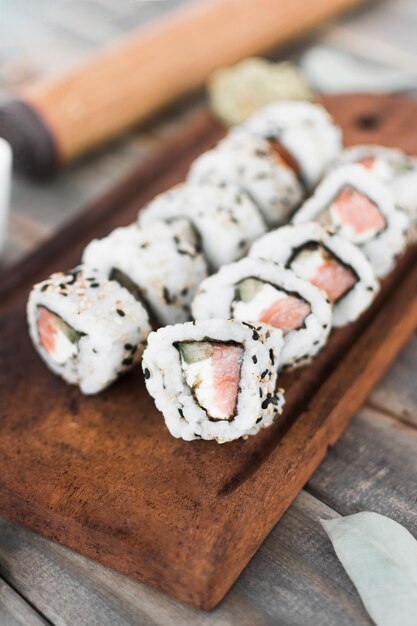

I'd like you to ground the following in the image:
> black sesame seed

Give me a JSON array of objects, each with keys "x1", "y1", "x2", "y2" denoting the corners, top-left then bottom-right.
[
  {"x1": 116, "y1": 308, "x2": 126, "y2": 317},
  {"x1": 178, "y1": 408, "x2": 184, "y2": 418},
  {"x1": 261, "y1": 397, "x2": 271, "y2": 410},
  {"x1": 90, "y1": 283, "x2": 100, "y2": 288},
  {"x1": 124, "y1": 343, "x2": 133, "y2": 350},
  {"x1": 122, "y1": 357, "x2": 133, "y2": 366},
  {"x1": 144, "y1": 368, "x2": 151, "y2": 379},
  {"x1": 41, "y1": 284, "x2": 50, "y2": 292},
  {"x1": 261, "y1": 369, "x2": 269, "y2": 379},
  {"x1": 242, "y1": 321, "x2": 255, "y2": 330},
  {"x1": 253, "y1": 331, "x2": 260, "y2": 341},
  {"x1": 256, "y1": 417, "x2": 262, "y2": 424},
  {"x1": 269, "y1": 349, "x2": 275, "y2": 365},
  {"x1": 163, "y1": 287, "x2": 173, "y2": 304},
  {"x1": 259, "y1": 388, "x2": 263, "y2": 398},
  {"x1": 252, "y1": 355, "x2": 258, "y2": 364}
]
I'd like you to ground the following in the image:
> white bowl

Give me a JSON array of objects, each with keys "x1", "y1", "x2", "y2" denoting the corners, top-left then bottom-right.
[{"x1": 0, "y1": 138, "x2": 12, "y2": 253}]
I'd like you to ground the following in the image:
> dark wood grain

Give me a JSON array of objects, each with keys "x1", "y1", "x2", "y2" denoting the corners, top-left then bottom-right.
[
  {"x1": 0, "y1": 94, "x2": 416, "y2": 610},
  {"x1": 369, "y1": 335, "x2": 417, "y2": 428}
]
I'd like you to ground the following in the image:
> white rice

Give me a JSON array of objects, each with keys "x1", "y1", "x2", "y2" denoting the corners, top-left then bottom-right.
[
  {"x1": 233, "y1": 100, "x2": 342, "y2": 190},
  {"x1": 27, "y1": 265, "x2": 151, "y2": 394},
  {"x1": 82, "y1": 220, "x2": 208, "y2": 325},
  {"x1": 334, "y1": 144, "x2": 417, "y2": 241},
  {"x1": 249, "y1": 222, "x2": 379, "y2": 327},
  {"x1": 191, "y1": 257, "x2": 332, "y2": 369},
  {"x1": 142, "y1": 319, "x2": 285, "y2": 443},
  {"x1": 188, "y1": 133, "x2": 304, "y2": 226},
  {"x1": 138, "y1": 181, "x2": 266, "y2": 270},
  {"x1": 293, "y1": 164, "x2": 409, "y2": 277}
]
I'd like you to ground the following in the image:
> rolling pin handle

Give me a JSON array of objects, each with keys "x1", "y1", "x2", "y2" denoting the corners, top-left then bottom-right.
[{"x1": 0, "y1": 99, "x2": 59, "y2": 179}]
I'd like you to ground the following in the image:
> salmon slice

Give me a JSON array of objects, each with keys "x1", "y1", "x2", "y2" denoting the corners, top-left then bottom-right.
[
  {"x1": 212, "y1": 344, "x2": 244, "y2": 417},
  {"x1": 38, "y1": 306, "x2": 58, "y2": 354},
  {"x1": 358, "y1": 156, "x2": 375, "y2": 170},
  {"x1": 331, "y1": 186, "x2": 386, "y2": 236},
  {"x1": 260, "y1": 295, "x2": 311, "y2": 334},
  {"x1": 311, "y1": 259, "x2": 357, "y2": 303}
]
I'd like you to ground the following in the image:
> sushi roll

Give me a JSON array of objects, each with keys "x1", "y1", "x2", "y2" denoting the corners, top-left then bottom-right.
[
  {"x1": 292, "y1": 165, "x2": 409, "y2": 277},
  {"x1": 138, "y1": 182, "x2": 266, "y2": 270},
  {"x1": 192, "y1": 257, "x2": 332, "y2": 370},
  {"x1": 188, "y1": 134, "x2": 304, "y2": 226},
  {"x1": 27, "y1": 266, "x2": 151, "y2": 394},
  {"x1": 142, "y1": 319, "x2": 285, "y2": 443},
  {"x1": 334, "y1": 144, "x2": 417, "y2": 241},
  {"x1": 233, "y1": 101, "x2": 342, "y2": 190},
  {"x1": 249, "y1": 223, "x2": 379, "y2": 327},
  {"x1": 82, "y1": 220, "x2": 208, "y2": 326}
]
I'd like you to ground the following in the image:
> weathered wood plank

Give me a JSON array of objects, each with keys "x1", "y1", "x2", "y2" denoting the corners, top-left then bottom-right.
[
  {"x1": 0, "y1": 492, "x2": 371, "y2": 626},
  {"x1": 307, "y1": 407, "x2": 417, "y2": 532},
  {"x1": 0, "y1": 578, "x2": 48, "y2": 626},
  {"x1": 368, "y1": 334, "x2": 417, "y2": 427}
]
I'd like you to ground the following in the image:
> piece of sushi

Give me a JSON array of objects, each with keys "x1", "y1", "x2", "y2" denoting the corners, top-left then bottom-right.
[
  {"x1": 233, "y1": 101, "x2": 342, "y2": 190},
  {"x1": 249, "y1": 223, "x2": 379, "y2": 327},
  {"x1": 292, "y1": 165, "x2": 409, "y2": 277},
  {"x1": 27, "y1": 266, "x2": 151, "y2": 394},
  {"x1": 334, "y1": 144, "x2": 417, "y2": 240},
  {"x1": 192, "y1": 257, "x2": 332, "y2": 370},
  {"x1": 138, "y1": 182, "x2": 266, "y2": 270},
  {"x1": 142, "y1": 319, "x2": 285, "y2": 443},
  {"x1": 188, "y1": 134, "x2": 304, "y2": 226},
  {"x1": 82, "y1": 220, "x2": 208, "y2": 326}
]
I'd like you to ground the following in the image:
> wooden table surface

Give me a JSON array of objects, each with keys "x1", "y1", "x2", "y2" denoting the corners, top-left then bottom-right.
[{"x1": 0, "y1": 1, "x2": 416, "y2": 624}]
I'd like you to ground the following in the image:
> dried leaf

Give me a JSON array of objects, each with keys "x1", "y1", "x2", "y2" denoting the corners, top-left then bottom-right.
[{"x1": 322, "y1": 512, "x2": 417, "y2": 626}]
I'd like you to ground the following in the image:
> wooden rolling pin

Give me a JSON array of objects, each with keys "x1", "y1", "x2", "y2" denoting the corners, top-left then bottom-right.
[{"x1": 0, "y1": 0, "x2": 367, "y2": 177}]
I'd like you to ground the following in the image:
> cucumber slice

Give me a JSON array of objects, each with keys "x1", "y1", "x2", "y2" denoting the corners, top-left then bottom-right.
[
  {"x1": 178, "y1": 341, "x2": 214, "y2": 364},
  {"x1": 394, "y1": 161, "x2": 414, "y2": 175},
  {"x1": 55, "y1": 315, "x2": 81, "y2": 344},
  {"x1": 109, "y1": 268, "x2": 142, "y2": 301},
  {"x1": 235, "y1": 277, "x2": 264, "y2": 303}
]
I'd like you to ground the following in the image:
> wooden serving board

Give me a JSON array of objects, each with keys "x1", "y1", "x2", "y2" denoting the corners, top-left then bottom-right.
[{"x1": 0, "y1": 94, "x2": 416, "y2": 611}]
